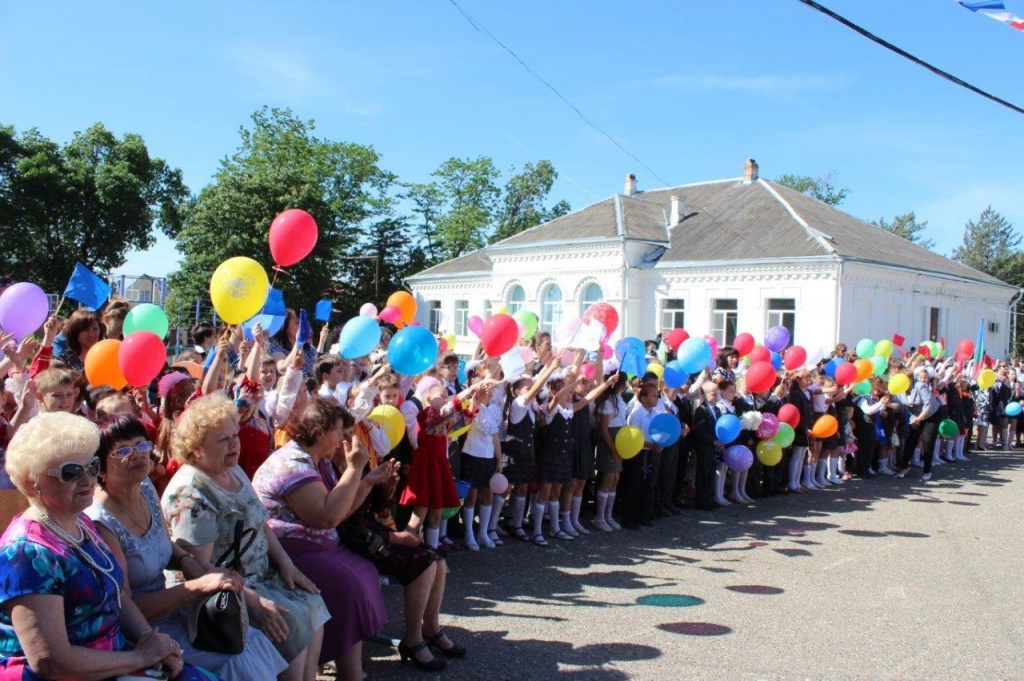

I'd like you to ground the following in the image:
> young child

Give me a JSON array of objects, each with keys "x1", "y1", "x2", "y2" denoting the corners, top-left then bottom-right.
[
  {"x1": 622, "y1": 384, "x2": 663, "y2": 528},
  {"x1": 459, "y1": 379, "x2": 502, "y2": 550},
  {"x1": 315, "y1": 355, "x2": 348, "y2": 403},
  {"x1": 593, "y1": 371, "x2": 628, "y2": 531}
]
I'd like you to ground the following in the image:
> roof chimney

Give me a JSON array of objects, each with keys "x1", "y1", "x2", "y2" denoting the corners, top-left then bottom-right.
[
  {"x1": 624, "y1": 173, "x2": 637, "y2": 196},
  {"x1": 743, "y1": 158, "x2": 759, "y2": 183},
  {"x1": 669, "y1": 195, "x2": 684, "y2": 225}
]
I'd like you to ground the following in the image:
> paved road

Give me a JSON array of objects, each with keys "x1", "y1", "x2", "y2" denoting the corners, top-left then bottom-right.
[{"x1": 330, "y1": 450, "x2": 1023, "y2": 680}]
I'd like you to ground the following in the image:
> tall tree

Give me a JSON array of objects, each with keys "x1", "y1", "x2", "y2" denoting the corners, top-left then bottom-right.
[
  {"x1": 952, "y1": 206, "x2": 1019, "y2": 281},
  {"x1": 872, "y1": 211, "x2": 935, "y2": 250},
  {"x1": 775, "y1": 172, "x2": 849, "y2": 206},
  {"x1": 166, "y1": 107, "x2": 395, "y2": 324},
  {"x1": 493, "y1": 160, "x2": 570, "y2": 242},
  {"x1": 0, "y1": 123, "x2": 187, "y2": 293}
]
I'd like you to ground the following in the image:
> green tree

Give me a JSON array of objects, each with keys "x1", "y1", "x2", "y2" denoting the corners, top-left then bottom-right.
[
  {"x1": 493, "y1": 160, "x2": 570, "y2": 242},
  {"x1": 952, "y1": 206, "x2": 1019, "y2": 281},
  {"x1": 775, "y1": 172, "x2": 849, "y2": 206},
  {"x1": 872, "y1": 212, "x2": 935, "y2": 250},
  {"x1": 0, "y1": 123, "x2": 187, "y2": 293},
  {"x1": 166, "y1": 107, "x2": 395, "y2": 324}
]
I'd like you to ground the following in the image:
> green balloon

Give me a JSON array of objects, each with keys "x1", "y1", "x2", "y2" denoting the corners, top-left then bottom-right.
[
  {"x1": 938, "y1": 419, "x2": 958, "y2": 439},
  {"x1": 855, "y1": 338, "x2": 875, "y2": 358},
  {"x1": 853, "y1": 380, "x2": 872, "y2": 396},
  {"x1": 513, "y1": 310, "x2": 538, "y2": 341},
  {"x1": 771, "y1": 422, "x2": 795, "y2": 448},
  {"x1": 123, "y1": 303, "x2": 169, "y2": 339},
  {"x1": 870, "y1": 355, "x2": 887, "y2": 377}
]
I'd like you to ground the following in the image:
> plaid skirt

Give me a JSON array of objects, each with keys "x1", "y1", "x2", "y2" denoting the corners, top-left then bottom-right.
[
  {"x1": 537, "y1": 445, "x2": 573, "y2": 484},
  {"x1": 502, "y1": 447, "x2": 535, "y2": 485},
  {"x1": 459, "y1": 453, "x2": 497, "y2": 489}
]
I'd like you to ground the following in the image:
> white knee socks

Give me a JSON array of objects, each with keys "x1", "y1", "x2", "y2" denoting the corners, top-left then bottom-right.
[
  {"x1": 789, "y1": 447, "x2": 807, "y2": 489},
  {"x1": 512, "y1": 495, "x2": 527, "y2": 529},
  {"x1": 714, "y1": 463, "x2": 729, "y2": 504},
  {"x1": 477, "y1": 504, "x2": 492, "y2": 543},
  {"x1": 489, "y1": 496, "x2": 505, "y2": 531},
  {"x1": 532, "y1": 502, "x2": 546, "y2": 538},
  {"x1": 425, "y1": 527, "x2": 440, "y2": 548},
  {"x1": 547, "y1": 501, "x2": 562, "y2": 535}
]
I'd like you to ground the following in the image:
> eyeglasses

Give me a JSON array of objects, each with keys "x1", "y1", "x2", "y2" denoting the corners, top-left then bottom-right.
[
  {"x1": 112, "y1": 441, "x2": 154, "y2": 459},
  {"x1": 46, "y1": 456, "x2": 101, "y2": 483}
]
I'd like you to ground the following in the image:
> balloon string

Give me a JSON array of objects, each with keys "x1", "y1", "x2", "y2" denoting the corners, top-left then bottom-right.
[{"x1": 256, "y1": 266, "x2": 287, "y2": 320}]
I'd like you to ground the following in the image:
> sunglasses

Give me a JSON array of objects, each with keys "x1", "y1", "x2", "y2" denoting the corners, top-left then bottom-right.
[
  {"x1": 112, "y1": 441, "x2": 154, "y2": 460},
  {"x1": 46, "y1": 456, "x2": 101, "y2": 484}
]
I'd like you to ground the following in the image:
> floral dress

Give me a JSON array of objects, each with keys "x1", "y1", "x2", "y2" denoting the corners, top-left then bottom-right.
[{"x1": 162, "y1": 464, "x2": 330, "y2": 662}]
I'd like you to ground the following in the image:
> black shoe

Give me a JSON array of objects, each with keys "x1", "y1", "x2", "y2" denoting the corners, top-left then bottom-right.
[
  {"x1": 399, "y1": 640, "x2": 447, "y2": 672},
  {"x1": 423, "y1": 630, "x2": 466, "y2": 658}
]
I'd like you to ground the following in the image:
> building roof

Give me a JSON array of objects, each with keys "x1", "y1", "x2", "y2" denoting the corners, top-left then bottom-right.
[{"x1": 409, "y1": 174, "x2": 1011, "y2": 289}]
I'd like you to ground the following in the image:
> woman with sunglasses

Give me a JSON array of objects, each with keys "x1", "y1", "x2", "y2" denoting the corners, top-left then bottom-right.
[
  {"x1": 87, "y1": 414, "x2": 288, "y2": 680},
  {"x1": 0, "y1": 411, "x2": 217, "y2": 680}
]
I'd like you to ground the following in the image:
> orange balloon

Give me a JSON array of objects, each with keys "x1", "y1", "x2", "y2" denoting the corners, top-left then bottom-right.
[
  {"x1": 386, "y1": 291, "x2": 417, "y2": 325},
  {"x1": 811, "y1": 414, "x2": 838, "y2": 439},
  {"x1": 84, "y1": 339, "x2": 127, "y2": 390},
  {"x1": 854, "y1": 359, "x2": 873, "y2": 383},
  {"x1": 172, "y1": 361, "x2": 205, "y2": 381}
]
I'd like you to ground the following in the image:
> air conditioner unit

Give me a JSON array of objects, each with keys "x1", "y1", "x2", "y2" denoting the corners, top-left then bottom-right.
[{"x1": 988, "y1": 322, "x2": 999, "y2": 333}]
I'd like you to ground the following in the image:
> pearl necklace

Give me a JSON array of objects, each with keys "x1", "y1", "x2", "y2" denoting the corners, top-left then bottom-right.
[{"x1": 38, "y1": 513, "x2": 121, "y2": 609}]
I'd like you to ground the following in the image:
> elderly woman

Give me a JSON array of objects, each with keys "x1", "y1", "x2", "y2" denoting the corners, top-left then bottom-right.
[
  {"x1": 162, "y1": 395, "x2": 329, "y2": 681},
  {"x1": 88, "y1": 414, "x2": 288, "y2": 680},
  {"x1": 251, "y1": 399, "x2": 393, "y2": 678},
  {"x1": 0, "y1": 411, "x2": 214, "y2": 680},
  {"x1": 57, "y1": 310, "x2": 102, "y2": 372}
]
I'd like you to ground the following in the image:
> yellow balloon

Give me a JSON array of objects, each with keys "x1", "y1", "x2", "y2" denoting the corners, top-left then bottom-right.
[
  {"x1": 442, "y1": 333, "x2": 457, "y2": 350},
  {"x1": 209, "y1": 257, "x2": 270, "y2": 325},
  {"x1": 888, "y1": 373, "x2": 911, "y2": 395},
  {"x1": 646, "y1": 362, "x2": 664, "y2": 380},
  {"x1": 756, "y1": 440, "x2": 783, "y2": 466},
  {"x1": 615, "y1": 425, "x2": 644, "y2": 460},
  {"x1": 368, "y1": 405, "x2": 404, "y2": 450},
  {"x1": 874, "y1": 339, "x2": 894, "y2": 358},
  {"x1": 978, "y1": 368, "x2": 996, "y2": 390},
  {"x1": 493, "y1": 305, "x2": 509, "y2": 315}
]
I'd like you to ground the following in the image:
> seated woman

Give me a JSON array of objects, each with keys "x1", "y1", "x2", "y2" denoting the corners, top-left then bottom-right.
[
  {"x1": 251, "y1": 398, "x2": 391, "y2": 679},
  {"x1": 162, "y1": 395, "x2": 329, "y2": 681},
  {"x1": 88, "y1": 414, "x2": 288, "y2": 680},
  {"x1": 0, "y1": 411, "x2": 214, "y2": 680}
]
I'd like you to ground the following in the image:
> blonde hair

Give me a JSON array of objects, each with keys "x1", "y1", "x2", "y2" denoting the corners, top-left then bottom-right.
[
  {"x1": 5, "y1": 412, "x2": 100, "y2": 497},
  {"x1": 35, "y1": 368, "x2": 78, "y2": 395},
  {"x1": 170, "y1": 394, "x2": 239, "y2": 464}
]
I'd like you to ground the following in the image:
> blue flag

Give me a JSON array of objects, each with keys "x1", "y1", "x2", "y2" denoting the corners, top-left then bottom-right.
[
  {"x1": 297, "y1": 309, "x2": 313, "y2": 346},
  {"x1": 958, "y1": 1, "x2": 1005, "y2": 11},
  {"x1": 314, "y1": 299, "x2": 333, "y2": 322},
  {"x1": 63, "y1": 263, "x2": 111, "y2": 310},
  {"x1": 264, "y1": 287, "x2": 286, "y2": 316}
]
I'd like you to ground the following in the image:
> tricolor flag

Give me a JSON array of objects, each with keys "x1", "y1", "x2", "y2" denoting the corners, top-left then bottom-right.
[
  {"x1": 957, "y1": 1, "x2": 1024, "y2": 32},
  {"x1": 971, "y1": 318, "x2": 986, "y2": 379}
]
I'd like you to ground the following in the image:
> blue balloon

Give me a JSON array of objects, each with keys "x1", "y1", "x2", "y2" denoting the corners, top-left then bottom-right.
[
  {"x1": 650, "y1": 413, "x2": 682, "y2": 447},
  {"x1": 823, "y1": 357, "x2": 845, "y2": 378},
  {"x1": 615, "y1": 336, "x2": 646, "y2": 377},
  {"x1": 338, "y1": 316, "x2": 381, "y2": 359},
  {"x1": 770, "y1": 351, "x2": 783, "y2": 370},
  {"x1": 663, "y1": 360, "x2": 687, "y2": 389},
  {"x1": 1007, "y1": 402, "x2": 1023, "y2": 417},
  {"x1": 388, "y1": 326, "x2": 439, "y2": 376},
  {"x1": 715, "y1": 413, "x2": 742, "y2": 444},
  {"x1": 457, "y1": 359, "x2": 467, "y2": 385},
  {"x1": 677, "y1": 337, "x2": 712, "y2": 374},
  {"x1": 242, "y1": 312, "x2": 285, "y2": 340}
]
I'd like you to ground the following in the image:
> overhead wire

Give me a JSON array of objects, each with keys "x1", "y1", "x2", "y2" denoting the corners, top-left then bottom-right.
[
  {"x1": 796, "y1": 0, "x2": 1024, "y2": 117},
  {"x1": 446, "y1": 0, "x2": 673, "y2": 188}
]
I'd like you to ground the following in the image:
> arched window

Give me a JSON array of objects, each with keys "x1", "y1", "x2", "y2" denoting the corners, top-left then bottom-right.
[
  {"x1": 578, "y1": 282, "x2": 603, "y2": 317},
  {"x1": 540, "y1": 284, "x2": 562, "y2": 336},
  {"x1": 507, "y1": 285, "x2": 526, "y2": 314}
]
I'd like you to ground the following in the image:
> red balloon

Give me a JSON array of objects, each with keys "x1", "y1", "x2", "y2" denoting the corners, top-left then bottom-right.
[
  {"x1": 783, "y1": 345, "x2": 807, "y2": 371},
  {"x1": 481, "y1": 314, "x2": 519, "y2": 357},
  {"x1": 118, "y1": 331, "x2": 167, "y2": 387},
  {"x1": 778, "y1": 403, "x2": 801, "y2": 428},
  {"x1": 269, "y1": 209, "x2": 318, "y2": 267},
  {"x1": 745, "y1": 361, "x2": 777, "y2": 393},
  {"x1": 956, "y1": 339, "x2": 975, "y2": 361},
  {"x1": 665, "y1": 328, "x2": 690, "y2": 351},
  {"x1": 748, "y1": 346, "x2": 771, "y2": 364},
  {"x1": 583, "y1": 302, "x2": 619, "y2": 341},
  {"x1": 733, "y1": 332, "x2": 755, "y2": 358},
  {"x1": 834, "y1": 362, "x2": 858, "y2": 386}
]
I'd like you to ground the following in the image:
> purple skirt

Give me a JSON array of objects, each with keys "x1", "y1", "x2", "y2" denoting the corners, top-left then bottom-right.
[{"x1": 279, "y1": 536, "x2": 388, "y2": 664}]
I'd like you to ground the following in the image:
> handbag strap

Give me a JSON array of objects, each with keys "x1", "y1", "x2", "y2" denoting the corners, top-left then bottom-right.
[{"x1": 214, "y1": 519, "x2": 258, "y2": 571}]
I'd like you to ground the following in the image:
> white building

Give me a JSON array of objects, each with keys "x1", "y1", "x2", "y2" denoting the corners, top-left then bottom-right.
[{"x1": 407, "y1": 160, "x2": 1020, "y2": 358}]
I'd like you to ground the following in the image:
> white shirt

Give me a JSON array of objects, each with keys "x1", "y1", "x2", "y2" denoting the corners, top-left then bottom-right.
[
  {"x1": 600, "y1": 395, "x2": 628, "y2": 428},
  {"x1": 463, "y1": 402, "x2": 501, "y2": 459},
  {"x1": 508, "y1": 395, "x2": 536, "y2": 426},
  {"x1": 545, "y1": 403, "x2": 574, "y2": 425},
  {"x1": 627, "y1": 405, "x2": 658, "y2": 447}
]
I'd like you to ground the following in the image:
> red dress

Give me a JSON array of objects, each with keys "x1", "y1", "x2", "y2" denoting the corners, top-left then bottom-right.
[
  {"x1": 238, "y1": 414, "x2": 272, "y2": 480},
  {"x1": 399, "y1": 399, "x2": 475, "y2": 510}
]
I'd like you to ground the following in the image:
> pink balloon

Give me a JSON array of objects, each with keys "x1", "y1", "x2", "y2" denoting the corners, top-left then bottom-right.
[
  {"x1": 601, "y1": 343, "x2": 613, "y2": 360},
  {"x1": 269, "y1": 209, "x2": 318, "y2": 267},
  {"x1": 518, "y1": 346, "x2": 535, "y2": 363},
  {"x1": 410, "y1": 320, "x2": 421, "y2": 327},
  {"x1": 118, "y1": 331, "x2": 167, "y2": 388},
  {"x1": 580, "y1": 364, "x2": 595, "y2": 381},
  {"x1": 489, "y1": 473, "x2": 509, "y2": 495},
  {"x1": 757, "y1": 413, "x2": 780, "y2": 439},
  {"x1": 516, "y1": 319, "x2": 527, "y2": 338},
  {"x1": 467, "y1": 315, "x2": 484, "y2": 338},
  {"x1": 559, "y1": 348, "x2": 574, "y2": 367},
  {"x1": 378, "y1": 305, "x2": 401, "y2": 323},
  {"x1": 437, "y1": 338, "x2": 448, "y2": 353},
  {"x1": 359, "y1": 303, "x2": 378, "y2": 317},
  {"x1": 702, "y1": 334, "x2": 720, "y2": 358}
]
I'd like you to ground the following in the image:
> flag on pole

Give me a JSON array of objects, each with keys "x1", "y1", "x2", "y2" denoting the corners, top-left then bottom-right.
[
  {"x1": 956, "y1": 1, "x2": 1024, "y2": 32},
  {"x1": 63, "y1": 263, "x2": 111, "y2": 310},
  {"x1": 971, "y1": 317, "x2": 986, "y2": 378}
]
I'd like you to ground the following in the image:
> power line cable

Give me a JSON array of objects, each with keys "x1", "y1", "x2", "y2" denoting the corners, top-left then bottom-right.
[
  {"x1": 446, "y1": 0, "x2": 673, "y2": 188},
  {"x1": 796, "y1": 0, "x2": 1024, "y2": 117}
]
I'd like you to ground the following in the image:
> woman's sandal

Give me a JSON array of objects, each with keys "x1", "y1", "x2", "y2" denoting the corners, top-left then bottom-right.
[
  {"x1": 531, "y1": 533, "x2": 549, "y2": 547},
  {"x1": 512, "y1": 526, "x2": 529, "y2": 542},
  {"x1": 424, "y1": 630, "x2": 467, "y2": 658},
  {"x1": 398, "y1": 639, "x2": 447, "y2": 672},
  {"x1": 552, "y1": 529, "x2": 575, "y2": 541}
]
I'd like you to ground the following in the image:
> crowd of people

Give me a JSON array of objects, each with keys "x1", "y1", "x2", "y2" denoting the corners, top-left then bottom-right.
[{"x1": 0, "y1": 293, "x2": 1010, "y2": 680}]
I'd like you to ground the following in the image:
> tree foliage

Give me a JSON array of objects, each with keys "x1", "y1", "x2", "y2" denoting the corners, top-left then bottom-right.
[
  {"x1": 952, "y1": 206, "x2": 1020, "y2": 282},
  {"x1": 0, "y1": 122, "x2": 187, "y2": 293},
  {"x1": 775, "y1": 172, "x2": 849, "y2": 206},
  {"x1": 872, "y1": 211, "x2": 935, "y2": 250},
  {"x1": 166, "y1": 107, "x2": 395, "y2": 325}
]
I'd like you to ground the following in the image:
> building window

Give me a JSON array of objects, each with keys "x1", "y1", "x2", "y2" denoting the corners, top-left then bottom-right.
[
  {"x1": 484, "y1": 300, "x2": 492, "y2": 319},
  {"x1": 661, "y1": 298, "x2": 685, "y2": 332},
  {"x1": 454, "y1": 300, "x2": 469, "y2": 336},
  {"x1": 711, "y1": 299, "x2": 738, "y2": 347},
  {"x1": 540, "y1": 284, "x2": 562, "y2": 336},
  {"x1": 928, "y1": 307, "x2": 941, "y2": 342},
  {"x1": 578, "y1": 283, "x2": 602, "y2": 317},
  {"x1": 427, "y1": 300, "x2": 442, "y2": 334},
  {"x1": 766, "y1": 298, "x2": 796, "y2": 342},
  {"x1": 507, "y1": 285, "x2": 526, "y2": 315}
]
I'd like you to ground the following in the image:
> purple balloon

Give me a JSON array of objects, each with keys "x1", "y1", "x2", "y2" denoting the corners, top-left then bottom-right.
[
  {"x1": 757, "y1": 413, "x2": 780, "y2": 439},
  {"x1": 764, "y1": 325, "x2": 790, "y2": 353},
  {"x1": 0, "y1": 282, "x2": 49, "y2": 339},
  {"x1": 723, "y1": 444, "x2": 754, "y2": 472}
]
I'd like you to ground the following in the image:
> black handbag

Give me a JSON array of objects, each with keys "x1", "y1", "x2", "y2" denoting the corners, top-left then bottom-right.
[
  {"x1": 187, "y1": 520, "x2": 257, "y2": 654},
  {"x1": 337, "y1": 513, "x2": 390, "y2": 561}
]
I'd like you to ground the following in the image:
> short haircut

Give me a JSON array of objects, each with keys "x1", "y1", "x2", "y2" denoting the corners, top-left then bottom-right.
[
  {"x1": 171, "y1": 394, "x2": 239, "y2": 464},
  {"x1": 65, "y1": 310, "x2": 101, "y2": 355},
  {"x1": 376, "y1": 372, "x2": 399, "y2": 391},
  {"x1": 94, "y1": 392, "x2": 136, "y2": 420},
  {"x1": 315, "y1": 355, "x2": 341, "y2": 384},
  {"x1": 5, "y1": 412, "x2": 100, "y2": 496},
  {"x1": 285, "y1": 397, "x2": 354, "y2": 447},
  {"x1": 440, "y1": 352, "x2": 459, "y2": 367},
  {"x1": 35, "y1": 368, "x2": 78, "y2": 395},
  {"x1": 191, "y1": 321, "x2": 216, "y2": 346},
  {"x1": 717, "y1": 380, "x2": 736, "y2": 393},
  {"x1": 95, "y1": 414, "x2": 150, "y2": 479}
]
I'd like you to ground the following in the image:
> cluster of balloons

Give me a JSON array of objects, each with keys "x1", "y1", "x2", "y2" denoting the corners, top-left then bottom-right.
[
  {"x1": 614, "y1": 412, "x2": 683, "y2": 460},
  {"x1": 85, "y1": 304, "x2": 172, "y2": 390}
]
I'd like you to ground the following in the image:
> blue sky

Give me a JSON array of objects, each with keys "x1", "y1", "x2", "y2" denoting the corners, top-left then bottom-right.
[{"x1": 2, "y1": 1, "x2": 1022, "y2": 279}]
